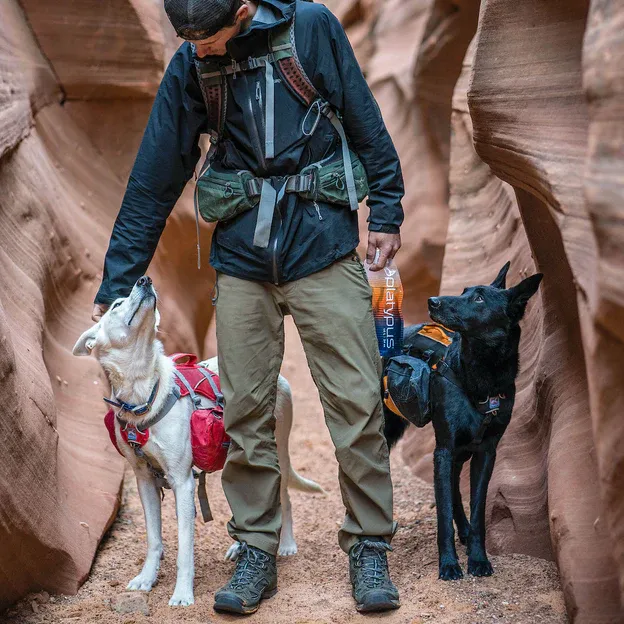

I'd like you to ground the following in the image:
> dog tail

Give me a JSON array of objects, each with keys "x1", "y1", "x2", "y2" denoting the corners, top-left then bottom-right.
[{"x1": 288, "y1": 466, "x2": 326, "y2": 495}]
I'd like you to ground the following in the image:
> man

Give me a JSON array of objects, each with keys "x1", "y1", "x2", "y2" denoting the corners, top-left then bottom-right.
[{"x1": 93, "y1": 0, "x2": 404, "y2": 615}]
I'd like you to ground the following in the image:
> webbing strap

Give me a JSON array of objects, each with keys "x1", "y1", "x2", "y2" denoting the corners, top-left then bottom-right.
[
  {"x1": 265, "y1": 61, "x2": 275, "y2": 159},
  {"x1": 173, "y1": 369, "x2": 201, "y2": 407},
  {"x1": 197, "y1": 367, "x2": 224, "y2": 406},
  {"x1": 196, "y1": 471, "x2": 213, "y2": 522},
  {"x1": 253, "y1": 181, "x2": 278, "y2": 248},
  {"x1": 244, "y1": 173, "x2": 313, "y2": 198},
  {"x1": 327, "y1": 110, "x2": 359, "y2": 212}
]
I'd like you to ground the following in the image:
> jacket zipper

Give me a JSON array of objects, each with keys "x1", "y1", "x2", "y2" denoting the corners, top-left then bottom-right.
[
  {"x1": 272, "y1": 211, "x2": 282, "y2": 285},
  {"x1": 313, "y1": 201, "x2": 323, "y2": 221},
  {"x1": 256, "y1": 81, "x2": 263, "y2": 115},
  {"x1": 245, "y1": 74, "x2": 267, "y2": 174}
]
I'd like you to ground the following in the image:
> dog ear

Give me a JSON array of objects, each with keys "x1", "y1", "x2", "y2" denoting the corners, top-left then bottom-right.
[
  {"x1": 491, "y1": 261, "x2": 511, "y2": 289},
  {"x1": 72, "y1": 324, "x2": 100, "y2": 356},
  {"x1": 507, "y1": 273, "x2": 544, "y2": 322}
]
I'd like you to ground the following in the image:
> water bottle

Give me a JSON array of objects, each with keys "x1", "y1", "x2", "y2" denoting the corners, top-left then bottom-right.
[{"x1": 364, "y1": 252, "x2": 404, "y2": 358}]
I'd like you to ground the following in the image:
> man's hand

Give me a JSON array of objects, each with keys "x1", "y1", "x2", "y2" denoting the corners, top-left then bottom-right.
[
  {"x1": 91, "y1": 303, "x2": 109, "y2": 322},
  {"x1": 366, "y1": 232, "x2": 401, "y2": 271}
]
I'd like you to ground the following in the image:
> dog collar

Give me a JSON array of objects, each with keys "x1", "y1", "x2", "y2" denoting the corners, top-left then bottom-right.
[
  {"x1": 104, "y1": 379, "x2": 160, "y2": 416},
  {"x1": 113, "y1": 383, "x2": 181, "y2": 434}
]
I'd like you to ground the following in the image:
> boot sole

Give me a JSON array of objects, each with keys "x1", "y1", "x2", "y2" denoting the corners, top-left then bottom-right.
[
  {"x1": 214, "y1": 587, "x2": 278, "y2": 615},
  {"x1": 355, "y1": 598, "x2": 401, "y2": 613}
]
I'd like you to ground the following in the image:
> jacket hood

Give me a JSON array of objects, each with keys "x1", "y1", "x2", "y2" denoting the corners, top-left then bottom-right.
[{"x1": 235, "y1": 0, "x2": 296, "y2": 39}]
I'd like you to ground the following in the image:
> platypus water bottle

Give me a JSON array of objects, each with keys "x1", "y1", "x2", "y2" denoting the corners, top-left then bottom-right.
[{"x1": 365, "y1": 254, "x2": 404, "y2": 358}]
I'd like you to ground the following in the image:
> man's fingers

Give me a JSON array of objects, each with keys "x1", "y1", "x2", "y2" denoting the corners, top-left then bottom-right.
[
  {"x1": 366, "y1": 238, "x2": 377, "y2": 264},
  {"x1": 372, "y1": 246, "x2": 391, "y2": 272}
]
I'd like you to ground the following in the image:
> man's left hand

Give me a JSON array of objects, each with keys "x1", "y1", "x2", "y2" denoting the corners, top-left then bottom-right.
[{"x1": 366, "y1": 232, "x2": 401, "y2": 271}]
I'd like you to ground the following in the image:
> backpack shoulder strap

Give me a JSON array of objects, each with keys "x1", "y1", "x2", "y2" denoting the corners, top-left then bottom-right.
[
  {"x1": 193, "y1": 49, "x2": 227, "y2": 145},
  {"x1": 270, "y1": 14, "x2": 319, "y2": 107}
]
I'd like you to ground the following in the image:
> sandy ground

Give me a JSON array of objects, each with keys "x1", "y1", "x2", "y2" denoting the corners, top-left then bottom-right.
[{"x1": 4, "y1": 318, "x2": 566, "y2": 624}]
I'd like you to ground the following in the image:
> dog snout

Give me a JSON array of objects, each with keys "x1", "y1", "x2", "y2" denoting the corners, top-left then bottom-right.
[
  {"x1": 428, "y1": 297, "x2": 441, "y2": 309},
  {"x1": 137, "y1": 276, "x2": 152, "y2": 288}
]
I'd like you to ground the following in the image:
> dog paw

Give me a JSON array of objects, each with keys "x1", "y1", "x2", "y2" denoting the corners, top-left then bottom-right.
[
  {"x1": 439, "y1": 561, "x2": 464, "y2": 581},
  {"x1": 127, "y1": 573, "x2": 157, "y2": 592},
  {"x1": 168, "y1": 589, "x2": 195, "y2": 607},
  {"x1": 278, "y1": 541, "x2": 298, "y2": 557},
  {"x1": 225, "y1": 542, "x2": 241, "y2": 561},
  {"x1": 467, "y1": 558, "x2": 494, "y2": 577}
]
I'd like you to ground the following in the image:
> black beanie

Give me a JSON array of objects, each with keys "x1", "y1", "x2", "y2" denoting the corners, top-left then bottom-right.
[{"x1": 164, "y1": 0, "x2": 243, "y2": 40}]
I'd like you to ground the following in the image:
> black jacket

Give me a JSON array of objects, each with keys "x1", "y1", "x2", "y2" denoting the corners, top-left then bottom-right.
[{"x1": 95, "y1": 0, "x2": 404, "y2": 304}]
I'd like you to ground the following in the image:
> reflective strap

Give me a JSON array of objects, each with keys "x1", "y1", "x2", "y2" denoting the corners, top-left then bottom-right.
[
  {"x1": 197, "y1": 471, "x2": 213, "y2": 522},
  {"x1": 197, "y1": 367, "x2": 224, "y2": 406},
  {"x1": 265, "y1": 62, "x2": 275, "y2": 159},
  {"x1": 173, "y1": 369, "x2": 201, "y2": 407},
  {"x1": 253, "y1": 180, "x2": 277, "y2": 248},
  {"x1": 327, "y1": 111, "x2": 359, "y2": 212}
]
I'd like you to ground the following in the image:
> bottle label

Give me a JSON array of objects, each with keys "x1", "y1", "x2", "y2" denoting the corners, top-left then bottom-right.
[{"x1": 365, "y1": 260, "x2": 404, "y2": 358}]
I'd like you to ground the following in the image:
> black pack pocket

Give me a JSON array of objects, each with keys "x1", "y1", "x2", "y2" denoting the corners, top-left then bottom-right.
[{"x1": 385, "y1": 355, "x2": 432, "y2": 428}]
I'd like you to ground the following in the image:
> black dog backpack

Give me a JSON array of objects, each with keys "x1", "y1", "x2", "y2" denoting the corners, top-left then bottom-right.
[{"x1": 383, "y1": 323, "x2": 455, "y2": 428}]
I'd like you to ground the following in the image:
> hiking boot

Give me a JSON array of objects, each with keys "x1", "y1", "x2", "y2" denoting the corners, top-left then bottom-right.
[
  {"x1": 213, "y1": 543, "x2": 277, "y2": 615},
  {"x1": 349, "y1": 537, "x2": 400, "y2": 613}
]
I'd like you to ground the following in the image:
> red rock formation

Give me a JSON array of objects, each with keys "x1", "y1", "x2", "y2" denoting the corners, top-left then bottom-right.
[
  {"x1": 467, "y1": 1, "x2": 622, "y2": 620},
  {"x1": 364, "y1": 0, "x2": 624, "y2": 619},
  {"x1": 583, "y1": 0, "x2": 624, "y2": 604},
  {"x1": 351, "y1": 0, "x2": 463, "y2": 320},
  {"x1": 0, "y1": 0, "x2": 214, "y2": 608}
]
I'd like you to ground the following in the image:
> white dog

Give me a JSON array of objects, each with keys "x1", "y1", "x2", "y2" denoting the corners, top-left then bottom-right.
[{"x1": 73, "y1": 276, "x2": 323, "y2": 606}]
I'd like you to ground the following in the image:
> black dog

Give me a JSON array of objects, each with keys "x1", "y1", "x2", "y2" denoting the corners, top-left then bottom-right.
[{"x1": 384, "y1": 262, "x2": 543, "y2": 581}]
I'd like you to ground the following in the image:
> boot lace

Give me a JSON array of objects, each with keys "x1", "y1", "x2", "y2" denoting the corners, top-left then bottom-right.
[
  {"x1": 352, "y1": 540, "x2": 393, "y2": 589},
  {"x1": 230, "y1": 543, "x2": 269, "y2": 590}
]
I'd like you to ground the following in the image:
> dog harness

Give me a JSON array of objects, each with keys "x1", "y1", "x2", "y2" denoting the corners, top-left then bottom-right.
[
  {"x1": 435, "y1": 360, "x2": 511, "y2": 444},
  {"x1": 384, "y1": 323, "x2": 512, "y2": 444},
  {"x1": 103, "y1": 355, "x2": 230, "y2": 522}
]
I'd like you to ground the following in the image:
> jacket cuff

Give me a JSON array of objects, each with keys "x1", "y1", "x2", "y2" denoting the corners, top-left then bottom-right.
[{"x1": 368, "y1": 223, "x2": 401, "y2": 235}]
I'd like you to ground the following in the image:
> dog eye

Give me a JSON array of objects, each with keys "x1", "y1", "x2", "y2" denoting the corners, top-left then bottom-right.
[
  {"x1": 112, "y1": 301, "x2": 123, "y2": 310},
  {"x1": 475, "y1": 295, "x2": 484, "y2": 303}
]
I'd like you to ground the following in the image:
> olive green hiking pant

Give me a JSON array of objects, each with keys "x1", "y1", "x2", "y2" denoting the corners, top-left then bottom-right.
[{"x1": 215, "y1": 253, "x2": 396, "y2": 555}]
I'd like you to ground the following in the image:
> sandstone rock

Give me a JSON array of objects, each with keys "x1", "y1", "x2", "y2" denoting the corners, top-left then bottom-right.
[
  {"x1": 395, "y1": 0, "x2": 624, "y2": 619},
  {"x1": 354, "y1": 0, "x2": 453, "y2": 321},
  {"x1": 583, "y1": 0, "x2": 624, "y2": 602},
  {"x1": 0, "y1": 103, "x2": 126, "y2": 608},
  {"x1": 0, "y1": 1, "x2": 59, "y2": 158},
  {"x1": 465, "y1": 0, "x2": 621, "y2": 620},
  {"x1": 19, "y1": 0, "x2": 166, "y2": 99}
]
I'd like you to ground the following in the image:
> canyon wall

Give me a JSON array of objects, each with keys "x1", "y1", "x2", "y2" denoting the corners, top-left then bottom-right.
[
  {"x1": 351, "y1": 0, "x2": 624, "y2": 620},
  {"x1": 0, "y1": 0, "x2": 213, "y2": 608}
]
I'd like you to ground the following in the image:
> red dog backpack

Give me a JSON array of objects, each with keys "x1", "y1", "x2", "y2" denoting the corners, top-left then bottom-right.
[{"x1": 170, "y1": 353, "x2": 230, "y2": 473}]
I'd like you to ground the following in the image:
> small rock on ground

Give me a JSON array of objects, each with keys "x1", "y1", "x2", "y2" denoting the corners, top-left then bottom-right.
[{"x1": 110, "y1": 593, "x2": 149, "y2": 616}]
